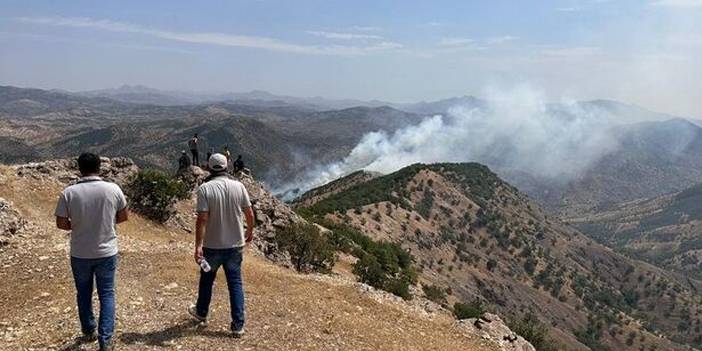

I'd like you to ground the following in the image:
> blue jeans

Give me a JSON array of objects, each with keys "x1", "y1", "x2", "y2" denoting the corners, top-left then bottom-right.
[
  {"x1": 70, "y1": 255, "x2": 118, "y2": 347},
  {"x1": 195, "y1": 247, "x2": 245, "y2": 329}
]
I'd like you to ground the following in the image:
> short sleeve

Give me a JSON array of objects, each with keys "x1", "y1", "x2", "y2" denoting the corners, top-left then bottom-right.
[
  {"x1": 55, "y1": 191, "x2": 69, "y2": 218},
  {"x1": 196, "y1": 187, "x2": 209, "y2": 212},
  {"x1": 115, "y1": 186, "x2": 128, "y2": 211},
  {"x1": 240, "y1": 184, "x2": 252, "y2": 208}
]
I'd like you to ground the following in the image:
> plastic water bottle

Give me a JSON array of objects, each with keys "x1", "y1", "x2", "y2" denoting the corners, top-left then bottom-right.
[{"x1": 198, "y1": 258, "x2": 211, "y2": 272}]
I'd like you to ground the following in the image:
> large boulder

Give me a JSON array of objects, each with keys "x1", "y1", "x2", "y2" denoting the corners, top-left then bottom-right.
[{"x1": 176, "y1": 165, "x2": 208, "y2": 191}]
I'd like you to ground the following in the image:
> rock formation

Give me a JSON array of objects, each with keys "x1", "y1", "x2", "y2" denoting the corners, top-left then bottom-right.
[
  {"x1": 0, "y1": 197, "x2": 26, "y2": 246},
  {"x1": 461, "y1": 313, "x2": 536, "y2": 351},
  {"x1": 14, "y1": 157, "x2": 138, "y2": 186}
]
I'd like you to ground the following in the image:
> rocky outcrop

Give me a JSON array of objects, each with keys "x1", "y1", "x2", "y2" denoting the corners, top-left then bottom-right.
[
  {"x1": 239, "y1": 172, "x2": 303, "y2": 263},
  {"x1": 14, "y1": 157, "x2": 138, "y2": 186},
  {"x1": 170, "y1": 166, "x2": 304, "y2": 264},
  {"x1": 0, "y1": 197, "x2": 26, "y2": 246},
  {"x1": 175, "y1": 165, "x2": 208, "y2": 191},
  {"x1": 461, "y1": 313, "x2": 536, "y2": 351}
]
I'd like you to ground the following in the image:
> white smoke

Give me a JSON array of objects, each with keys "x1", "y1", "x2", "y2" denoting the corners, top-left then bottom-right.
[{"x1": 277, "y1": 85, "x2": 623, "y2": 200}]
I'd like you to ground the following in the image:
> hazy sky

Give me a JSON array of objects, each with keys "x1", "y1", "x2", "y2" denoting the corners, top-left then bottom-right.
[{"x1": 1, "y1": 0, "x2": 701, "y2": 116}]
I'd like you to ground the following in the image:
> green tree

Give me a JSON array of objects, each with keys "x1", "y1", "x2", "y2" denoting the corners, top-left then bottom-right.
[
  {"x1": 275, "y1": 222, "x2": 336, "y2": 273},
  {"x1": 453, "y1": 299, "x2": 486, "y2": 319},
  {"x1": 125, "y1": 170, "x2": 189, "y2": 222},
  {"x1": 509, "y1": 311, "x2": 562, "y2": 351}
]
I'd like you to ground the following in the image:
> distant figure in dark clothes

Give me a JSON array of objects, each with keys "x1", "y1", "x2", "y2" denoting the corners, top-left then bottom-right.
[
  {"x1": 178, "y1": 151, "x2": 191, "y2": 171},
  {"x1": 233, "y1": 155, "x2": 244, "y2": 173},
  {"x1": 207, "y1": 147, "x2": 214, "y2": 162},
  {"x1": 188, "y1": 134, "x2": 199, "y2": 166}
]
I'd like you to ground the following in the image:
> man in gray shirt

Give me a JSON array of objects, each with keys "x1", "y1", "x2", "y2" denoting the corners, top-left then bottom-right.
[
  {"x1": 55, "y1": 153, "x2": 128, "y2": 351},
  {"x1": 188, "y1": 153, "x2": 254, "y2": 337}
]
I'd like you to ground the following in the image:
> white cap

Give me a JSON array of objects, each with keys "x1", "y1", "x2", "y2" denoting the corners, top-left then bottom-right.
[{"x1": 208, "y1": 153, "x2": 228, "y2": 171}]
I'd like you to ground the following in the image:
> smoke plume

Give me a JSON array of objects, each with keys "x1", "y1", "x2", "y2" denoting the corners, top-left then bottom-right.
[{"x1": 277, "y1": 86, "x2": 623, "y2": 200}]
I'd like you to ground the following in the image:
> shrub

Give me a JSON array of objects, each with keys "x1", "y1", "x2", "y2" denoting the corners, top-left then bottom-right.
[
  {"x1": 125, "y1": 170, "x2": 189, "y2": 222},
  {"x1": 422, "y1": 284, "x2": 448, "y2": 305},
  {"x1": 486, "y1": 258, "x2": 498, "y2": 271},
  {"x1": 275, "y1": 222, "x2": 336, "y2": 273},
  {"x1": 509, "y1": 311, "x2": 562, "y2": 351},
  {"x1": 453, "y1": 299, "x2": 486, "y2": 319},
  {"x1": 321, "y1": 221, "x2": 417, "y2": 300},
  {"x1": 416, "y1": 188, "x2": 434, "y2": 219},
  {"x1": 353, "y1": 252, "x2": 416, "y2": 300}
]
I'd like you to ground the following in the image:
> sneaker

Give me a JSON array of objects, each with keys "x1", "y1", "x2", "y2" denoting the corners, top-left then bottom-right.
[
  {"x1": 99, "y1": 339, "x2": 115, "y2": 351},
  {"x1": 82, "y1": 329, "x2": 97, "y2": 341},
  {"x1": 188, "y1": 305, "x2": 207, "y2": 323},
  {"x1": 231, "y1": 323, "x2": 245, "y2": 338}
]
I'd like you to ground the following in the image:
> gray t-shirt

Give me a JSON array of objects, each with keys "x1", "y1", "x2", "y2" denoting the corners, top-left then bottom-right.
[
  {"x1": 55, "y1": 176, "x2": 127, "y2": 259},
  {"x1": 196, "y1": 176, "x2": 251, "y2": 249}
]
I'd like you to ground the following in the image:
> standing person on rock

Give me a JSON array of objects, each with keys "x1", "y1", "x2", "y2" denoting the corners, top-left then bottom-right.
[
  {"x1": 55, "y1": 153, "x2": 129, "y2": 351},
  {"x1": 233, "y1": 155, "x2": 245, "y2": 173},
  {"x1": 206, "y1": 147, "x2": 214, "y2": 163},
  {"x1": 188, "y1": 134, "x2": 200, "y2": 167},
  {"x1": 188, "y1": 153, "x2": 255, "y2": 337},
  {"x1": 178, "y1": 150, "x2": 191, "y2": 171}
]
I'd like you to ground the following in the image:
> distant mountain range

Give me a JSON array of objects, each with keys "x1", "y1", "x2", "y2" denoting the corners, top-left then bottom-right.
[
  {"x1": 2, "y1": 84, "x2": 701, "y2": 215},
  {"x1": 76, "y1": 84, "x2": 392, "y2": 110},
  {"x1": 76, "y1": 85, "x2": 496, "y2": 115}
]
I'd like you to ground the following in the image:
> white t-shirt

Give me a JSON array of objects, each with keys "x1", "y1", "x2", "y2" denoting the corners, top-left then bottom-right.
[
  {"x1": 55, "y1": 176, "x2": 127, "y2": 259},
  {"x1": 196, "y1": 176, "x2": 251, "y2": 249}
]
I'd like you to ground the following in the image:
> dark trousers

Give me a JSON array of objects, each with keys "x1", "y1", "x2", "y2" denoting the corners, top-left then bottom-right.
[
  {"x1": 190, "y1": 149, "x2": 199, "y2": 166},
  {"x1": 195, "y1": 247, "x2": 245, "y2": 329},
  {"x1": 70, "y1": 255, "x2": 118, "y2": 347}
]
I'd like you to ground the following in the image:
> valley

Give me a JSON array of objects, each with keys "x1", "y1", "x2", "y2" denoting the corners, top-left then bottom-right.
[{"x1": 2, "y1": 84, "x2": 702, "y2": 350}]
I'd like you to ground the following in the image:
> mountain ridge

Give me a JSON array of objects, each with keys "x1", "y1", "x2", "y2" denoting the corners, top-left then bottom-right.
[{"x1": 297, "y1": 162, "x2": 702, "y2": 351}]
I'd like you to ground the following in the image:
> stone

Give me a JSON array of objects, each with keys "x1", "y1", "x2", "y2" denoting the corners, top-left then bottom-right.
[
  {"x1": 460, "y1": 313, "x2": 536, "y2": 351},
  {"x1": 0, "y1": 198, "x2": 27, "y2": 243}
]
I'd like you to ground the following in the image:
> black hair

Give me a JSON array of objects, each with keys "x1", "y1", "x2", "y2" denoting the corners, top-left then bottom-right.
[{"x1": 77, "y1": 153, "x2": 101, "y2": 176}]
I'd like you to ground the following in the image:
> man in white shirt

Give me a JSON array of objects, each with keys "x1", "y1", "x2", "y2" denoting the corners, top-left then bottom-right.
[
  {"x1": 55, "y1": 153, "x2": 128, "y2": 351},
  {"x1": 188, "y1": 153, "x2": 254, "y2": 337}
]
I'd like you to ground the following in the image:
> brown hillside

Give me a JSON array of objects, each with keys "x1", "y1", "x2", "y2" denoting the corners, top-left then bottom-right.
[{"x1": 299, "y1": 163, "x2": 702, "y2": 351}]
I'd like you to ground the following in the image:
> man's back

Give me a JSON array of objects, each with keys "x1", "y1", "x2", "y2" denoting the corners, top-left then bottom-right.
[
  {"x1": 196, "y1": 176, "x2": 251, "y2": 249},
  {"x1": 55, "y1": 177, "x2": 127, "y2": 259},
  {"x1": 189, "y1": 137, "x2": 198, "y2": 150}
]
